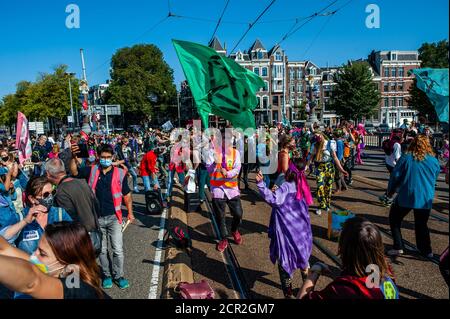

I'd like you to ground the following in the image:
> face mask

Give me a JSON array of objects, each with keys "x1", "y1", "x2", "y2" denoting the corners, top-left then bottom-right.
[
  {"x1": 88, "y1": 156, "x2": 96, "y2": 162},
  {"x1": 1, "y1": 156, "x2": 8, "y2": 162},
  {"x1": 29, "y1": 253, "x2": 65, "y2": 276},
  {"x1": 38, "y1": 194, "x2": 54, "y2": 211},
  {"x1": 99, "y1": 159, "x2": 112, "y2": 167}
]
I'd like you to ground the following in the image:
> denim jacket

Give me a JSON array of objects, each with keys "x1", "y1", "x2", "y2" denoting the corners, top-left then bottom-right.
[
  {"x1": 0, "y1": 193, "x2": 20, "y2": 229},
  {"x1": 16, "y1": 206, "x2": 72, "y2": 255}
]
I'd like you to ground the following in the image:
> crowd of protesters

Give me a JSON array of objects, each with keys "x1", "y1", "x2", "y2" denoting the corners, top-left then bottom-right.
[{"x1": 0, "y1": 115, "x2": 448, "y2": 300}]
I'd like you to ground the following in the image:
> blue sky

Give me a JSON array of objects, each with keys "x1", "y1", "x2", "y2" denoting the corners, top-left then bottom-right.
[{"x1": 0, "y1": 0, "x2": 448, "y2": 99}]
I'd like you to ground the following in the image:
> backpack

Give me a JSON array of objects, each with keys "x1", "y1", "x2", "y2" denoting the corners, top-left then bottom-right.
[
  {"x1": 165, "y1": 226, "x2": 192, "y2": 250},
  {"x1": 382, "y1": 139, "x2": 393, "y2": 156}
]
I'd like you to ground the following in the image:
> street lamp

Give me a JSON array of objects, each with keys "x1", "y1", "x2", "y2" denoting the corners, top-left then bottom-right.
[
  {"x1": 65, "y1": 72, "x2": 76, "y2": 130},
  {"x1": 306, "y1": 75, "x2": 319, "y2": 127}
]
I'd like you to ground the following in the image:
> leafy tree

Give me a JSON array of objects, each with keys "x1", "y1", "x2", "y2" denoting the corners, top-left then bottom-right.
[
  {"x1": 24, "y1": 65, "x2": 80, "y2": 121},
  {"x1": 105, "y1": 44, "x2": 176, "y2": 123},
  {"x1": 0, "y1": 81, "x2": 33, "y2": 130},
  {"x1": 0, "y1": 65, "x2": 80, "y2": 129},
  {"x1": 330, "y1": 61, "x2": 380, "y2": 121},
  {"x1": 407, "y1": 40, "x2": 449, "y2": 123}
]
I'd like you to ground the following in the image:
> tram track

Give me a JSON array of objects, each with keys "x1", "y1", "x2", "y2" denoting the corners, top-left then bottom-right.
[{"x1": 203, "y1": 190, "x2": 252, "y2": 299}]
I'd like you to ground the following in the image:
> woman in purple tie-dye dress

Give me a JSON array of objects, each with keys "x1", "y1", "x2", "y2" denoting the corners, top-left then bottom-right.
[{"x1": 256, "y1": 157, "x2": 313, "y2": 298}]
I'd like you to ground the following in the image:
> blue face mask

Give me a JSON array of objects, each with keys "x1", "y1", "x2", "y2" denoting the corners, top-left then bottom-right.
[
  {"x1": 99, "y1": 159, "x2": 112, "y2": 167},
  {"x1": 88, "y1": 156, "x2": 96, "y2": 162}
]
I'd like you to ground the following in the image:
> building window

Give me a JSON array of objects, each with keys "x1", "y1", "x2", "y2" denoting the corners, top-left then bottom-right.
[
  {"x1": 298, "y1": 70, "x2": 303, "y2": 79},
  {"x1": 398, "y1": 98, "x2": 403, "y2": 107},
  {"x1": 390, "y1": 82, "x2": 396, "y2": 91},
  {"x1": 264, "y1": 81, "x2": 269, "y2": 91},
  {"x1": 391, "y1": 98, "x2": 396, "y2": 107},
  {"x1": 262, "y1": 67, "x2": 268, "y2": 77},
  {"x1": 384, "y1": 67, "x2": 389, "y2": 77},
  {"x1": 254, "y1": 67, "x2": 260, "y2": 75},
  {"x1": 391, "y1": 68, "x2": 397, "y2": 77},
  {"x1": 383, "y1": 83, "x2": 389, "y2": 92},
  {"x1": 263, "y1": 96, "x2": 269, "y2": 108},
  {"x1": 272, "y1": 95, "x2": 279, "y2": 106},
  {"x1": 272, "y1": 66, "x2": 283, "y2": 78},
  {"x1": 298, "y1": 84, "x2": 302, "y2": 93},
  {"x1": 384, "y1": 98, "x2": 389, "y2": 107},
  {"x1": 392, "y1": 53, "x2": 397, "y2": 60},
  {"x1": 275, "y1": 52, "x2": 282, "y2": 61},
  {"x1": 257, "y1": 51, "x2": 263, "y2": 60},
  {"x1": 373, "y1": 112, "x2": 379, "y2": 120},
  {"x1": 398, "y1": 82, "x2": 403, "y2": 91},
  {"x1": 310, "y1": 68, "x2": 316, "y2": 75},
  {"x1": 398, "y1": 67, "x2": 404, "y2": 77}
]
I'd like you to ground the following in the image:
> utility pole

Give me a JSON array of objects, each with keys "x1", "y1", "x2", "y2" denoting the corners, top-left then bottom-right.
[
  {"x1": 80, "y1": 49, "x2": 92, "y2": 133},
  {"x1": 282, "y1": 49, "x2": 287, "y2": 126},
  {"x1": 65, "y1": 72, "x2": 76, "y2": 131}
]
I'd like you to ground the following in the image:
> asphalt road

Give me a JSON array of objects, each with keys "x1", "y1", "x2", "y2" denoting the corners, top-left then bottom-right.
[
  {"x1": 184, "y1": 148, "x2": 448, "y2": 299},
  {"x1": 103, "y1": 180, "x2": 167, "y2": 299}
]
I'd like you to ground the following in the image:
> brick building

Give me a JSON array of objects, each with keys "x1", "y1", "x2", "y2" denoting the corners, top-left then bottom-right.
[
  {"x1": 202, "y1": 38, "x2": 422, "y2": 128},
  {"x1": 368, "y1": 50, "x2": 421, "y2": 127}
]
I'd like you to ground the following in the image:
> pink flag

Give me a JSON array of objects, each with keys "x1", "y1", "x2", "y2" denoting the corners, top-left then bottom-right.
[{"x1": 15, "y1": 112, "x2": 32, "y2": 165}]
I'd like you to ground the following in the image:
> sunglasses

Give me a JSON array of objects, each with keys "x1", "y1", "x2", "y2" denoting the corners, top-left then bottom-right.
[{"x1": 40, "y1": 190, "x2": 56, "y2": 199}]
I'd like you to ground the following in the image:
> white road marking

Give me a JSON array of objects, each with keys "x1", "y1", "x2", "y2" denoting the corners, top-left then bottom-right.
[{"x1": 148, "y1": 207, "x2": 168, "y2": 299}]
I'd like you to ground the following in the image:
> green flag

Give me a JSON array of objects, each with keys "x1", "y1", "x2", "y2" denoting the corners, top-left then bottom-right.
[
  {"x1": 410, "y1": 68, "x2": 449, "y2": 124},
  {"x1": 172, "y1": 39, "x2": 264, "y2": 129}
]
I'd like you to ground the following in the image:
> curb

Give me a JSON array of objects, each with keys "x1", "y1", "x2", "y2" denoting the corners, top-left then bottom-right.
[{"x1": 161, "y1": 187, "x2": 195, "y2": 299}]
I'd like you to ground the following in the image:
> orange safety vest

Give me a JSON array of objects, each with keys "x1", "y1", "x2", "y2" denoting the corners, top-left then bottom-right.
[
  {"x1": 210, "y1": 148, "x2": 238, "y2": 188},
  {"x1": 88, "y1": 165, "x2": 126, "y2": 224}
]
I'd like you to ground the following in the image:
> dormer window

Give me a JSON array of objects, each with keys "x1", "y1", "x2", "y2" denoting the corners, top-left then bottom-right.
[
  {"x1": 257, "y1": 51, "x2": 263, "y2": 60},
  {"x1": 275, "y1": 51, "x2": 282, "y2": 61}
]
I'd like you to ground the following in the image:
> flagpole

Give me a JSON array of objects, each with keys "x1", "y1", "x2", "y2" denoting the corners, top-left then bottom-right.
[{"x1": 282, "y1": 49, "x2": 287, "y2": 127}]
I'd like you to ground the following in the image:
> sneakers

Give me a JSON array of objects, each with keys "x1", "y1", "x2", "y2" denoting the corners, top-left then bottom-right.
[
  {"x1": 281, "y1": 278, "x2": 294, "y2": 299},
  {"x1": 379, "y1": 194, "x2": 393, "y2": 207},
  {"x1": 232, "y1": 231, "x2": 243, "y2": 245},
  {"x1": 114, "y1": 277, "x2": 130, "y2": 290},
  {"x1": 315, "y1": 209, "x2": 322, "y2": 216},
  {"x1": 216, "y1": 239, "x2": 228, "y2": 252},
  {"x1": 387, "y1": 249, "x2": 404, "y2": 257},
  {"x1": 421, "y1": 252, "x2": 434, "y2": 259},
  {"x1": 102, "y1": 277, "x2": 113, "y2": 289}
]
